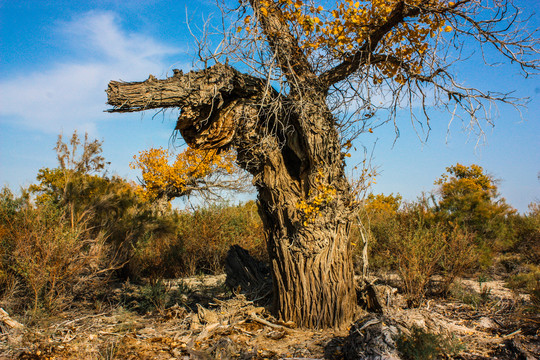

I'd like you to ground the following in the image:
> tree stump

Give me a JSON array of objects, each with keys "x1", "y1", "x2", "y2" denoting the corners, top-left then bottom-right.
[{"x1": 225, "y1": 245, "x2": 272, "y2": 301}]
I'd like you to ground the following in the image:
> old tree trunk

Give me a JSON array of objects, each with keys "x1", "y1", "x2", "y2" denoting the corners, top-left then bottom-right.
[
  {"x1": 106, "y1": 1, "x2": 363, "y2": 329},
  {"x1": 107, "y1": 63, "x2": 357, "y2": 328},
  {"x1": 104, "y1": 0, "x2": 540, "y2": 330}
]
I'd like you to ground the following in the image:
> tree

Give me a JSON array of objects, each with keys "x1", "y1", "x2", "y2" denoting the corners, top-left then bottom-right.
[
  {"x1": 434, "y1": 163, "x2": 515, "y2": 253},
  {"x1": 30, "y1": 131, "x2": 108, "y2": 229},
  {"x1": 131, "y1": 147, "x2": 250, "y2": 202},
  {"x1": 106, "y1": 0, "x2": 538, "y2": 328},
  {"x1": 29, "y1": 132, "x2": 183, "y2": 278},
  {"x1": 364, "y1": 193, "x2": 402, "y2": 218}
]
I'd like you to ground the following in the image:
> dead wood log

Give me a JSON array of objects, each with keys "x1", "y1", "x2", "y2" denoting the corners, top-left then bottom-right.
[
  {"x1": 0, "y1": 308, "x2": 23, "y2": 330},
  {"x1": 357, "y1": 281, "x2": 384, "y2": 314},
  {"x1": 343, "y1": 315, "x2": 401, "y2": 360},
  {"x1": 225, "y1": 245, "x2": 271, "y2": 301}
]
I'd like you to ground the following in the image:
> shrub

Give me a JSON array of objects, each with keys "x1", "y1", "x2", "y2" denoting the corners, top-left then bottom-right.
[
  {"x1": 397, "y1": 326, "x2": 464, "y2": 360},
  {"x1": 176, "y1": 201, "x2": 266, "y2": 275},
  {"x1": 510, "y1": 202, "x2": 540, "y2": 265},
  {"x1": 353, "y1": 193, "x2": 402, "y2": 273},
  {"x1": 389, "y1": 206, "x2": 446, "y2": 307},
  {"x1": 0, "y1": 188, "x2": 111, "y2": 314},
  {"x1": 437, "y1": 226, "x2": 478, "y2": 295},
  {"x1": 507, "y1": 264, "x2": 540, "y2": 312},
  {"x1": 127, "y1": 211, "x2": 185, "y2": 280},
  {"x1": 361, "y1": 196, "x2": 482, "y2": 305},
  {"x1": 434, "y1": 163, "x2": 516, "y2": 267}
]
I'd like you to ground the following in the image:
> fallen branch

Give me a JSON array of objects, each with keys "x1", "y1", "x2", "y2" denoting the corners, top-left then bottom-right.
[
  {"x1": 0, "y1": 308, "x2": 24, "y2": 330},
  {"x1": 503, "y1": 329, "x2": 522, "y2": 338},
  {"x1": 249, "y1": 312, "x2": 289, "y2": 330},
  {"x1": 53, "y1": 312, "x2": 109, "y2": 329}
]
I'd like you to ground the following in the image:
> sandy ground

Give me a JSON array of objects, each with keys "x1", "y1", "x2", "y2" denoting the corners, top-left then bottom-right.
[{"x1": 0, "y1": 275, "x2": 538, "y2": 359}]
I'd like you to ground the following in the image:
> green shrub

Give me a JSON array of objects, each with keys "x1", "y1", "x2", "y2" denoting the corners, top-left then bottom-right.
[
  {"x1": 507, "y1": 264, "x2": 540, "y2": 312},
  {"x1": 397, "y1": 326, "x2": 464, "y2": 360},
  {"x1": 361, "y1": 196, "x2": 481, "y2": 305},
  {"x1": 389, "y1": 205, "x2": 446, "y2": 307},
  {"x1": 437, "y1": 226, "x2": 478, "y2": 295},
  {"x1": 434, "y1": 163, "x2": 517, "y2": 268},
  {"x1": 447, "y1": 278, "x2": 492, "y2": 310},
  {"x1": 509, "y1": 203, "x2": 540, "y2": 265}
]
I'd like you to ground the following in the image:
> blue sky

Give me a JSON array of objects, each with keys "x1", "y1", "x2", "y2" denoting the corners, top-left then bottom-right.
[{"x1": 1, "y1": 0, "x2": 539, "y2": 212}]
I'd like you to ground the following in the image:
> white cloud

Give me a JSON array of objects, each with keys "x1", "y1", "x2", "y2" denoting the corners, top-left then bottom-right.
[{"x1": 0, "y1": 11, "x2": 182, "y2": 134}]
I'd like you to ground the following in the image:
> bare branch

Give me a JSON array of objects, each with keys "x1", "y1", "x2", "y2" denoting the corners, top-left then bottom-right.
[{"x1": 106, "y1": 64, "x2": 266, "y2": 113}]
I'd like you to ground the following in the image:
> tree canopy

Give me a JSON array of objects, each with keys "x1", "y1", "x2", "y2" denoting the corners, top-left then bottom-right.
[
  {"x1": 228, "y1": 0, "x2": 538, "y2": 141},
  {"x1": 434, "y1": 163, "x2": 515, "y2": 252}
]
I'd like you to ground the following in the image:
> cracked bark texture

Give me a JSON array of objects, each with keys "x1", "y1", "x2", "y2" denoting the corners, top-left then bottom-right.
[
  {"x1": 106, "y1": 0, "x2": 539, "y2": 330},
  {"x1": 107, "y1": 63, "x2": 357, "y2": 328}
]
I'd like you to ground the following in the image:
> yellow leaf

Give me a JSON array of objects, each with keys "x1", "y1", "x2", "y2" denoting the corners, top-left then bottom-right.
[
  {"x1": 445, "y1": 25, "x2": 453, "y2": 32},
  {"x1": 260, "y1": 7, "x2": 268, "y2": 17}
]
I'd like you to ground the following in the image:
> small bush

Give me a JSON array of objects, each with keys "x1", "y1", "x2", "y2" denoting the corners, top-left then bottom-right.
[
  {"x1": 448, "y1": 279, "x2": 492, "y2": 309},
  {"x1": 354, "y1": 193, "x2": 402, "y2": 273},
  {"x1": 437, "y1": 226, "x2": 478, "y2": 295},
  {"x1": 0, "y1": 188, "x2": 112, "y2": 314},
  {"x1": 397, "y1": 326, "x2": 464, "y2": 360},
  {"x1": 510, "y1": 202, "x2": 540, "y2": 265},
  {"x1": 393, "y1": 230, "x2": 445, "y2": 306},
  {"x1": 385, "y1": 204, "x2": 446, "y2": 307},
  {"x1": 507, "y1": 264, "x2": 540, "y2": 312}
]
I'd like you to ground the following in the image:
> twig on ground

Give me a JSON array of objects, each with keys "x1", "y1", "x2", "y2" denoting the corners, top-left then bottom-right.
[
  {"x1": 0, "y1": 308, "x2": 24, "y2": 329},
  {"x1": 249, "y1": 312, "x2": 286, "y2": 329},
  {"x1": 503, "y1": 329, "x2": 522, "y2": 338}
]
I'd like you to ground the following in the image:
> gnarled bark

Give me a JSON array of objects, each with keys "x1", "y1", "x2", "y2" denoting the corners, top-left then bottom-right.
[
  {"x1": 107, "y1": 63, "x2": 357, "y2": 328},
  {"x1": 106, "y1": 0, "x2": 540, "y2": 330}
]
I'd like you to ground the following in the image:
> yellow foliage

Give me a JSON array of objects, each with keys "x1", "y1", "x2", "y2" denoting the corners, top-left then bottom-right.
[
  {"x1": 365, "y1": 193, "x2": 402, "y2": 216},
  {"x1": 240, "y1": 0, "x2": 453, "y2": 84},
  {"x1": 130, "y1": 147, "x2": 238, "y2": 201},
  {"x1": 296, "y1": 169, "x2": 337, "y2": 225},
  {"x1": 434, "y1": 163, "x2": 515, "y2": 243}
]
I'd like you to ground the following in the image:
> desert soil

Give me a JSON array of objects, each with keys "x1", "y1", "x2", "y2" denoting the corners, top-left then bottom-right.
[{"x1": 0, "y1": 274, "x2": 538, "y2": 359}]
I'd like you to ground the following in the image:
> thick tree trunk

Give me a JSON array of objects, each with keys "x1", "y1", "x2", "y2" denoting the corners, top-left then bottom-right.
[
  {"x1": 251, "y1": 94, "x2": 357, "y2": 328},
  {"x1": 106, "y1": 64, "x2": 357, "y2": 328},
  {"x1": 264, "y1": 214, "x2": 357, "y2": 328}
]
